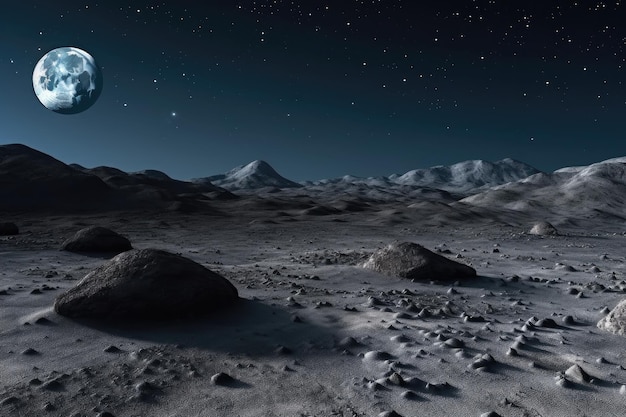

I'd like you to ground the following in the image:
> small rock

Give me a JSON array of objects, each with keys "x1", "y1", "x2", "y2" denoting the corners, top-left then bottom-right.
[
  {"x1": 337, "y1": 337, "x2": 359, "y2": 348},
  {"x1": 135, "y1": 381, "x2": 154, "y2": 392},
  {"x1": 103, "y1": 345, "x2": 122, "y2": 353},
  {"x1": 388, "y1": 372, "x2": 405, "y2": 386},
  {"x1": 529, "y1": 221, "x2": 558, "y2": 236},
  {"x1": 400, "y1": 390, "x2": 420, "y2": 400},
  {"x1": 536, "y1": 318, "x2": 558, "y2": 328},
  {"x1": 463, "y1": 315, "x2": 486, "y2": 323},
  {"x1": 21, "y1": 348, "x2": 39, "y2": 356},
  {"x1": 480, "y1": 412, "x2": 502, "y2": 417},
  {"x1": 0, "y1": 396, "x2": 19, "y2": 406},
  {"x1": 565, "y1": 364, "x2": 591, "y2": 383},
  {"x1": 378, "y1": 411, "x2": 403, "y2": 417},
  {"x1": 210, "y1": 372, "x2": 234, "y2": 386},
  {"x1": 367, "y1": 381, "x2": 384, "y2": 391},
  {"x1": 443, "y1": 337, "x2": 464, "y2": 348},
  {"x1": 367, "y1": 296, "x2": 383, "y2": 307},
  {"x1": 506, "y1": 348, "x2": 518, "y2": 357},
  {"x1": 364, "y1": 350, "x2": 392, "y2": 361},
  {"x1": 274, "y1": 345, "x2": 293, "y2": 355},
  {"x1": 555, "y1": 375, "x2": 572, "y2": 388},
  {"x1": 41, "y1": 378, "x2": 64, "y2": 391},
  {"x1": 390, "y1": 334, "x2": 411, "y2": 343}
]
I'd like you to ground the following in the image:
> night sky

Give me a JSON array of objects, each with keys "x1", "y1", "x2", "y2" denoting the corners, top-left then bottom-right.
[{"x1": 1, "y1": 1, "x2": 625, "y2": 181}]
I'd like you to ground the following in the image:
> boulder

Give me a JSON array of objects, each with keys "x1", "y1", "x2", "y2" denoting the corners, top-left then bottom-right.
[
  {"x1": 598, "y1": 299, "x2": 626, "y2": 336},
  {"x1": 0, "y1": 222, "x2": 18, "y2": 236},
  {"x1": 529, "y1": 221, "x2": 558, "y2": 236},
  {"x1": 61, "y1": 226, "x2": 132, "y2": 254},
  {"x1": 54, "y1": 249, "x2": 239, "y2": 320},
  {"x1": 362, "y1": 242, "x2": 476, "y2": 281}
]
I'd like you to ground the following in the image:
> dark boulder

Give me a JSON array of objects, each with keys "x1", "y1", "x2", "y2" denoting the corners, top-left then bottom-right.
[
  {"x1": 54, "y1": 249, "x2": 239, "y2": 320},
  {"x1": 0, "y1": 222, "x2": 18, "y2": 236},
  {"x1": 61, "y1": 226, "x2": 132, "y2": 254},
  {"x1": 362, "y1": 242, "x2": 476, "y2": 281}
]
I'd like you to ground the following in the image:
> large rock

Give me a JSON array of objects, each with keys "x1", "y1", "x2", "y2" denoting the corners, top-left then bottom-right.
[
  {"x1": 0, "y1": 222, "x2": 18, "y2": 236},
  {"x1": 61, "y1": 226, "x2": 132, "y2": 254},
  {"x1": 597, "y1": 300, "x2": 626, "y2": 336},
  {"x1": 529, "y1": 221, "x2": 558, "y2": 236},
  {"x1": 54, "y1": 249, "x2": 239, "y2": 320},
  {"x1": 362, "y1": 242, "x2": 476, "y2": 281}
]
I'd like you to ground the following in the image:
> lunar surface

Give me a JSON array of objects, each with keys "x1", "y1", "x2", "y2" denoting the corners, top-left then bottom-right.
[
  {"x1": 32, "y1": 47, "x2": 102, "y2": 114},
  {"x1": 2, "y1": 145, "x2": 626, "y2": 417}
]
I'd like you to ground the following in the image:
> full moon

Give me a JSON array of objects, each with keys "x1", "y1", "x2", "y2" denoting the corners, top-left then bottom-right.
[{"x1": 32, "y1": 47, "x2": 103, "y2": 114}]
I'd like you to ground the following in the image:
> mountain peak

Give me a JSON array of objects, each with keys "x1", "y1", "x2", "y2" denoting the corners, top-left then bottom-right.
[
  {"x1": 200, "y1": 160, "x2": 302, "y2": 191},
  {"x1": 228, "y1": 160, "x2": 277, "y2": 178}
]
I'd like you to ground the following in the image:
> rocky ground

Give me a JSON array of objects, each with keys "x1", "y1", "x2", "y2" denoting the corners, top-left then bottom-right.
[{"x1": 2, "y1": 202, "x2": 626, "y2": 417}]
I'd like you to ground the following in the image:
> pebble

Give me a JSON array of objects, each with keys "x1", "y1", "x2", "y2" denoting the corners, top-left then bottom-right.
[
  {"x1": 210, "y1": 372, "x2": 234, "y2": 386},
  {"x1": 103, "y1": 345, "x2": 122, "y2": 353},
  {"x1": 378, "y1": 411, "x2": 403, "y2": 417}
]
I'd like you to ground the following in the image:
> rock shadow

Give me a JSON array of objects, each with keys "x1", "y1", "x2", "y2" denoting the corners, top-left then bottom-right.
[
  {"x1": 61, "y1": 298, "x2": 339, "y2": 358},
  {"x1": 62, "y1": 251, "x2": 121, "y2": 260}
]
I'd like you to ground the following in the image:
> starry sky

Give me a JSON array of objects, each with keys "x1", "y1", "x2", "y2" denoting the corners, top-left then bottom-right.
[{"x1": 1, "y1": 1, "x2": 625, "y2": 181}]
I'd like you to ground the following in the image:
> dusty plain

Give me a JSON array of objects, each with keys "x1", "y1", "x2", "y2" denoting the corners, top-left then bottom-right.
[{"x1": 2, "y1": 196, "x2": 626, "y2": 417}]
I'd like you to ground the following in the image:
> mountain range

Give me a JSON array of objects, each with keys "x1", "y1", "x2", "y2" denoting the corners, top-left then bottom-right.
[
  {"x1": 461, "y1": 156, "x2": 626, "y2": 219},
  {"x1": 2, "y1": 143, "x2": 626, "y2": 221},
  {"x1": 302, "y1": 158, "x2": 540, "y2": 194}
]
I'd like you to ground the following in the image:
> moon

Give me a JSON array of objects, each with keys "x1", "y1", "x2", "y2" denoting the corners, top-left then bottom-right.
[{"x1": 32, "y1": 47, "x2": 103, "y2": 114}]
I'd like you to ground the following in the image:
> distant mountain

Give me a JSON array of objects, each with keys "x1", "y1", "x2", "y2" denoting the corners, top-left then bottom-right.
[
  {"x1": 10, "y1": 143, "x2": 623, "y2": 221},
  {"x1": 75, "y1": 165, "x2": 232, "y2": 198},
  {"x1": 461, "y1": 156, "x2": 626, "y2": 218},
  {"x1": 194, "y1": 160, "x2": 302, "y2": 191},
  {"x1": 0, "y1": 144, "x2": 234, "y2": 212},
  {"x1": 131, "y1": 169, "x2": 173, "y2": 181},
  {"x1": 305, "y1": 158, "x2": 541, "y2": 195},
  {"x1": 393, "y1": 158, "x2": 541, "y2": 192},
  {"x1": 0, "y1": 144, "x2": 117, "y2": 211}
]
